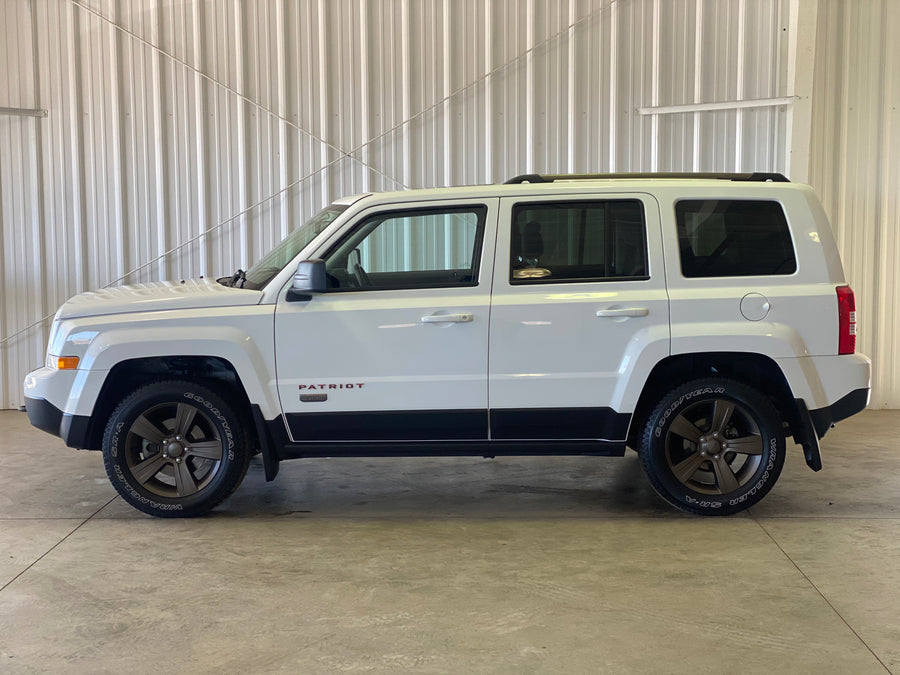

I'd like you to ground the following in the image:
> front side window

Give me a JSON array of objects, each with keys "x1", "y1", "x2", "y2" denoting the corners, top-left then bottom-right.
[
  {"x1": 323, "y1": 206, "x2": 486, "y2": 291},
  {"x1": 509, "y1": 200, "x2": 648, "y2": 284},
  {"x1": 676, "y1": 200, "x2": 797, "y2": 277}
]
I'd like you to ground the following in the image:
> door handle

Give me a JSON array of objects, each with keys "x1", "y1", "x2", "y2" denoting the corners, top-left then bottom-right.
[
  {"x1": 596, "y1": 307, "x2": 649, "y2": 318},
  {"x1": 421, "y1": 313, "x2": 473, "y2": 324}
]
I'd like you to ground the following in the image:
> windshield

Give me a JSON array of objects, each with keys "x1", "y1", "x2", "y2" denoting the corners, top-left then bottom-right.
[{"x1": 241, "y1": 205, "x2": 348, "y2": 290}]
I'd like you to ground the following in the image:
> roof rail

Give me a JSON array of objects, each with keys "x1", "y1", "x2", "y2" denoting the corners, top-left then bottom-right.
[{"x1": 504, "y1": 172, "x2": 790, "y2": 184}]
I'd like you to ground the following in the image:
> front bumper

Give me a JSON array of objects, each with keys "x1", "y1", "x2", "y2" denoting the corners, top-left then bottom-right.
[
  {"x1": 24, "y1": 396, "x2": 93, "y2": 449},
  {"x1": 24, "y1": 365, "x2": 98, "y2": 449}
]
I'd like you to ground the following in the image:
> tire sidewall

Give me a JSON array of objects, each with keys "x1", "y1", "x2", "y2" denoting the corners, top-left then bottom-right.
[
  {"x1": 642, "y1": 379, "x2": 785, "y2": 515},
  {"x1": 103, "y1": 383, "x2": 242, "y2": 517}
]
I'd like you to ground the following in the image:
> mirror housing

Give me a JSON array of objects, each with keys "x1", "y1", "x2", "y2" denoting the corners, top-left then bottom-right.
[{"x1": 289, "y1": 259, "x2": 327, "y2": 298}]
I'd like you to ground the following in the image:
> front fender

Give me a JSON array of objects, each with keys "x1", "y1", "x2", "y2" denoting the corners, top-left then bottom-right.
[{"x1": 61, "y1": 306, "x2": 280, "y2": 419}]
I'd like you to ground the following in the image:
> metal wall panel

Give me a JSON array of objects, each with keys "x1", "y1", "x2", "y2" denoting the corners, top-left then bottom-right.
[
  {"x1": 0, "y1": 0, "x2": 46, "y2": 410},
  {"x1": 1, "y1": 0, "x2": 792, "y2": 408},
  {"x1": 809, "y1": 0, "x2": 900, "y2": 408}
]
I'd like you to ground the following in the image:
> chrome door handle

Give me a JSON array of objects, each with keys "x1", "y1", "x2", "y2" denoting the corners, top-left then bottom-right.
[
  {"x1": 421, "y1": 313, "x2": 473, "y2": 324},
  {"x1": 596, "y1": 307, "x2": 649, "y2": 318}
]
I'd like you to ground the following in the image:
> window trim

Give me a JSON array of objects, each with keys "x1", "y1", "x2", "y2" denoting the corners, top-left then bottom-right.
[
  {"x1": 320, "y1": 204, "x2": 489, "y2": 293},
  {"x1": 508, "y1": 199, "x2": 650, "y2": 285}
]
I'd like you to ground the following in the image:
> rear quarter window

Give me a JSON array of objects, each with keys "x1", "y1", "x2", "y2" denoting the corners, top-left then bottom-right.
[{"x1": 675, "y1": 200, "x2": 797, "y2": 277}]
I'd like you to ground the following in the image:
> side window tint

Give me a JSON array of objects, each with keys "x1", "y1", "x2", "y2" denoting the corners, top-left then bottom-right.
[
  {"x1": 323, "y1": 206, "x2": 486, "y2": 291},
  {"x1": 509, "y1": 200, "x2": 648, "y2": 284},
  {"x1": 676, "y1": 200, "x2": 797, "y2": 277}
]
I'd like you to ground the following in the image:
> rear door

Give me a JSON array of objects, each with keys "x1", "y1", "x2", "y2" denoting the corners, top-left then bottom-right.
[{"x1": 488, "y1": 193, "x2": 670, "y2": 441}]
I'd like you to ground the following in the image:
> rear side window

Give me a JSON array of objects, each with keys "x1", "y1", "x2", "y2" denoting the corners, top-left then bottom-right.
[
  {"x1": 675, "y1": 200, "x2": 796, "y2": 277},
  {"x1": 510, "y1": 200, "x2": 648, "y2": 284}
]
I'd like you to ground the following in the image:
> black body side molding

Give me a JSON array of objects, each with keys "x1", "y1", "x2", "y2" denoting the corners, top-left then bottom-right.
[{"x1": 260, "y1": 410, "x2": 626, "y2": 465}]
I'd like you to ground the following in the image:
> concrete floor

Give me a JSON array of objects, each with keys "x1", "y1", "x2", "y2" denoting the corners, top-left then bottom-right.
[{"x1": 0, "y1": 409, "x2": 898, "y2": 674}]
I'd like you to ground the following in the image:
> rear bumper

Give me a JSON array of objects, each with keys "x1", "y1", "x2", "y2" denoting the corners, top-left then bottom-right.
[
  {"x1": 808, "y1": 387, "x2": 870, "y2": 439},
  {"x1": 24, "y1": 396, "x2": 93, "y2": 449},
  {"x1": 775, "y1": 353, "x2": 870, "y2": 412},
  {"x1": 791, "y1": 387, "x2": 869, "y2": 472}
]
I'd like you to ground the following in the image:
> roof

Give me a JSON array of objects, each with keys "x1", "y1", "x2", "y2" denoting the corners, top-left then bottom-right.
[{"x1": 344, "y1": 172, "x2": 807, "y2": 207}]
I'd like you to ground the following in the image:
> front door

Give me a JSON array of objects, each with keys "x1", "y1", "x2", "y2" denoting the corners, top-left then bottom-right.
[
  {"x1": 274, "y1": 199, "x2": 498, "y2": 443},
  {"x1": 488, "y1": 193, "x2": 670, "y2": 440}
]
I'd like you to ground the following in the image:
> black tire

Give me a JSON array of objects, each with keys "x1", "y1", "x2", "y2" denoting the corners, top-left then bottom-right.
[
  {"x1": 639, "y1": 378, "x2": 785, "y2": 516},
  {"x1": 102, "y1": 380, "x2": 251, "y2": 518}
]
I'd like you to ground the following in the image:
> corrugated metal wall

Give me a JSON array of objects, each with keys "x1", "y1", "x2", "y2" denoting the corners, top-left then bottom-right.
[
  {"x1": 1, "y1": 0, "x2": 796, "y2": 408},
  {"x1": 808, "y1": 0, "x2": 900, "y2": 408}
]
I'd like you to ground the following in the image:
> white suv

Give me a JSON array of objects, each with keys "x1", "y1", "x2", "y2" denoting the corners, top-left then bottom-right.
[{"x1": 24, "y1": 173, "x2": 871, "y2": 517}]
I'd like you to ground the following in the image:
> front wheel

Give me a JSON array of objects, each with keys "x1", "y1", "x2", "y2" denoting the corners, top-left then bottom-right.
[
  {"x1": 639, "y1": 378, "x2": 785, "y2": 516},
  {"x1": 102, "y1": 381, "x2": 250, "y2": 517}
]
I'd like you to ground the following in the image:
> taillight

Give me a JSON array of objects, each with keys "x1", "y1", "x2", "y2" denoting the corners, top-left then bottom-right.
[{"x1": 837, "y1": 285, "x2": 856, "y2": 355}]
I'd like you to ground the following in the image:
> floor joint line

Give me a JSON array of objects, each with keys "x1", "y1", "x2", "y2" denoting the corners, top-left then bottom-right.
[
  {"x1": 753, "y1": 516, "x2": 893, "y2": 674},
  {"x1": 0, "y1": 497, "x2": 117, "y2": 594}
]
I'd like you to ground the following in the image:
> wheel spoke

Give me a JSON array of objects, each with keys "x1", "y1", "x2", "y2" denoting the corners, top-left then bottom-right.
[
  {"x1": 711, "y1": 399, "x2": 735, "y2": 435},
  {"x1": 174, "y1": 461, "x2": 198, "y2": 497},
  {"x1": 129, "y1": 415, "x2": 167, "y2": 444},
  {"x1": 669, "y1": 415, "x2": 704, "y2": 443},
  {"x1": 173, "y1": 403, "x2": 198, "y2": 438},
  {"x1": 712, "y1": 456, "x2": 740, "y2": 494},
  {"x1": 672, "y1": 451, "x2": 707, "y2": 484},
  {"x1": 131, "y1": 453, "x2": 168, "y2": 485},
  {"x1": 187, "y1": 440, "x2": 223, "y2": 460},
  {"x1": 725, "y1": 435, "x2": 764, "y2": 455}
]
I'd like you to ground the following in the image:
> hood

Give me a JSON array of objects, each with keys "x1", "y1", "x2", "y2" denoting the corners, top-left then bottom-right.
[{"x1": 58, "y1": 278, "x2": 264, "y2": 319}]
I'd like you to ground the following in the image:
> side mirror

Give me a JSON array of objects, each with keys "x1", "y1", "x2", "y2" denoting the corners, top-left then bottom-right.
[{"x1": 287, "y1": 259, "x2": 326, "y2": 301}]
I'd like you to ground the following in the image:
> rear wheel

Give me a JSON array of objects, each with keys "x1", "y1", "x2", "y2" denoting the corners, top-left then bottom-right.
[
  {"x1": 102, "y1": 380, "x2": 250, "y2": 517},
  {"x1": 639, "y1": 378, "x2": 785, "y2": 515}
]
